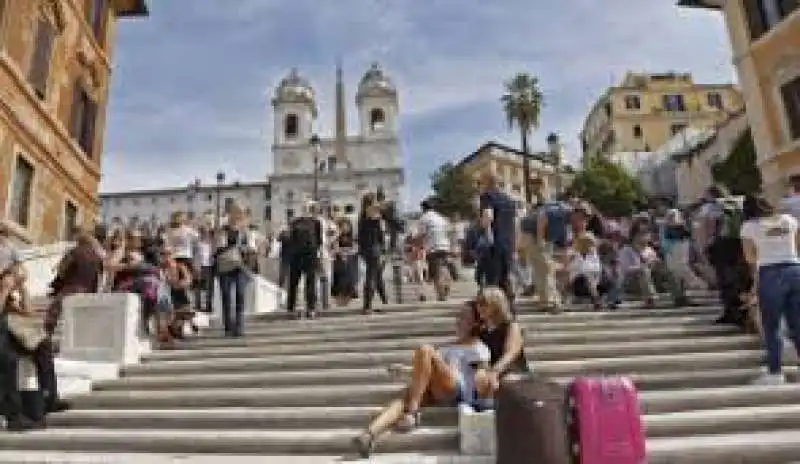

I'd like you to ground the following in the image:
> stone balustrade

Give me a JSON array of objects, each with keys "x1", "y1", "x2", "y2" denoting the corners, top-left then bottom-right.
[{"x1": 19, "y1": 241, "x2": 73, "y2": 298}]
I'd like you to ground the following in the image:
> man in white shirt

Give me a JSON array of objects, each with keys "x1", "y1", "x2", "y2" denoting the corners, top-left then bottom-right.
[
  {"x1": 312, "y1": 203, "x2": 336, "y2": 311},
  {"x1": 418, "y1": 199, "x2": 452, "y2": 301}
]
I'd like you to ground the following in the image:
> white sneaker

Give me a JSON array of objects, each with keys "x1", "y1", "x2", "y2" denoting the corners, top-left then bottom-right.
[{"x1": 752, "y1": 373, "x2": 787, "y2": 385}]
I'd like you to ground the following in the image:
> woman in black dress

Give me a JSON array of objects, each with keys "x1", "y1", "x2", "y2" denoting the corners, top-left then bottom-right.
[{"x1": 332, "y1": 217, "x2": 358, "y2": 306}]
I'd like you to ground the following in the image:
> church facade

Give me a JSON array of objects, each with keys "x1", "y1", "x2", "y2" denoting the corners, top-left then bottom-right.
[{"x1": 268, "y1": 63, "x2": 404, "y2": 228}]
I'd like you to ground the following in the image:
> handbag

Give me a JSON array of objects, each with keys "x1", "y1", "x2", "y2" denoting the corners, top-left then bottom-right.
[
  {"x1": 217, "y1": 247, "x2": 244, "y2": 274},
  {"x1": 5, "y1": 313, "x2": 47, "y2": 353},
  {"x1": 216, "y1": 229, "x2": 247, "y2": 274}
]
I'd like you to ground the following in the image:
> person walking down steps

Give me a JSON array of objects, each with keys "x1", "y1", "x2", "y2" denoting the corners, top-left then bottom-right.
[
  {"x1": 358, "y1": 194, "x2": 388, "y2": 315},
  {"x1": 740, "y1": 195, "x2": 800, "y2": 385},
  {"x1": 286, "y1": 201, "x2": 323, "y2": 319}
]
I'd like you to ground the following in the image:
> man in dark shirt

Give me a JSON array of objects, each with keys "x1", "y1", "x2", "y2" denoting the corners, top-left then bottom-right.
[
  {"x1": 478, "y1": 172, "x2": 516, "y2": 303},
  {"x1": 286, "y1": 201, "x2": 323, "y2": 319}
]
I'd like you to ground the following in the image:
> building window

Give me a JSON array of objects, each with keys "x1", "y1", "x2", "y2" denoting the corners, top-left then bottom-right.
[
  {"x1": 633, "y1": 124, "x2": 643, "y2": 138},
  {"x1": 63, "y1": 201, "x2": 78, "y2": 240},
  {"x1": 0, "y1": 1, "x2": 7, "y2": 41},
  {"x1": 369, "y1": 108, "x2": 386, "y2": 131},
  {"x1": 264, "y1": 206, "x2": 272, "y2": 221},
  {"x1": 132, "y1": 198, "x2": 139, "y2": 206},
  {"x1": 603, "y1": 102, "x2": 612, "y2": 117},
  {"x1": 264, "y1": 185, "x2": 272, "y2": 201},
  {"x1": 707, "y1": 92, "x2": 724, "y2": 110},
  {"x1": 328, "y1": 156, "x2": 337, "y2": 172},
  {"x1": 70, "y1": 84, "x2": 98, "y2": 158},
  {"x1": 9, "y1": 156, "x2": 34, "y2": 227},
  {"x1": 624, "y1": 95, "x2": 641, "y2": 110},
  {"x1": 206, "y1": 194, "x2": 213, "y2": 202},
  {"x1": 286, "y1": 208, "x2": 295, "y2": 220},
  {"x1": 224, "y1": 197, "x2": 234, "y2": 213},
  {"x1": 344, "y1": 204, "x2": 355, "y2": 214},
  {"x1": 662, "y1": 94, "x2": 685, "y2": 112},
  {"x1": 780, "y1": 75, "x2": 800, "y2": 140},
  {"x1": 286, "y1": 190, "x2": 294, "y2": 201},
  {"x1": 284, "y1": 114, "x2": 299, "y2": 139},
  {"x1": 87, "y1": 0, "x2": 108, "y2": 45},
  {"x1": 670, "y1": 124, "x2": 688, "y2": 136},
  {"x1": 151, "y1": 198, "x2": 157, "y2": 204},
  {"x1": 28, "y1": 17, "x2": 56, "y2": 100}
]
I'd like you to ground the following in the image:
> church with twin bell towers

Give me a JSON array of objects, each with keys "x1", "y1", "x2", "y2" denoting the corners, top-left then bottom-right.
[{"x1": 268, "y1": 63, "x2": 404, "y2": 228}]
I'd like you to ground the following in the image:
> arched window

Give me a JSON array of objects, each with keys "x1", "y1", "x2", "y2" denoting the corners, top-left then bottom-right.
[
  {"x1": 284, "y1": 114, "x2": 299, "y2": 138},
  {"x1": 369, "y1": 108, "x2": 385, "y2": 131}
]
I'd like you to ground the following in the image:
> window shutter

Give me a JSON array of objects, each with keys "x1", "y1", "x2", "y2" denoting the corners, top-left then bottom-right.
[
  {"x1": 28, "y1": 19, "x2": 55, "y2": 99},
  {"x1": 781, "y1": 78, "x2": 800, "y2": 141},
  {"x1": 778, "y1": 0, "x2": 799, "y2": 16},
  {"x1": 70, "y1": 84, "x2": 86, "y2": 140},
  {"x1": 89, "y1": 0, "x2": 108, "y2": 44},
  {"x1": 742, "y1": 0, "x2": 768, "y2": 41},
  {"x1": 81, "y1": 99, "x2": 98, "y2": 158}
]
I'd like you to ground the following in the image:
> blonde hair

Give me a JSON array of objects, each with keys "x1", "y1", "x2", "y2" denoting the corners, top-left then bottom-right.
[{"x1": 477, "y1": 286, "x2": 512, "y2": 324}]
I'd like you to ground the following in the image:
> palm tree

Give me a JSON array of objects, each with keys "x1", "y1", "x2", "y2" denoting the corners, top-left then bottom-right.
[{"x1": 501, "y1": 73, "x2": 544, "y2": 203}]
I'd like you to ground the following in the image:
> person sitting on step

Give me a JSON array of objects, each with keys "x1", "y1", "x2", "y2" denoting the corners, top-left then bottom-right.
[
  {"x1": 473, "y1": 287, "x2": 530, "y2": 398},
  {"x1": 351, "y1": 301, "x2": 490, "y2": 458}
]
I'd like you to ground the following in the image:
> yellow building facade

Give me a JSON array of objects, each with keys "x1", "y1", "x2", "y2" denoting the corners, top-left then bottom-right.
[
  {"x1": 680, "y1": 0, "x2": 800, "y2": 201},
  {"x1": 457, "y1": 141, "x2": 570, "y2": 210},
  {"x1": 0, "y1": 0, "x2": 147, "y2": 245},
  {"x1": 580, "y1": 72, "x2": 744, "y2": 160}
]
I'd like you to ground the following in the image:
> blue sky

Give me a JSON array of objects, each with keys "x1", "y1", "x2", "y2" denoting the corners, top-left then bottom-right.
[{"x1": 102, "y1": 0, "x2": 736, "y2": 208}]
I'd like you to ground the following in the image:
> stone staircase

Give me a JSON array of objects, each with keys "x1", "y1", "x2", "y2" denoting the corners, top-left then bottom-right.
[{"x1": 3, "y1": 290, "x2": 800, "y2": 463}]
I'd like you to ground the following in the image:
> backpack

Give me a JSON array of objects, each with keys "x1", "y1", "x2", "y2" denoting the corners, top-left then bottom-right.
[
  {"x1": 290, "y1": 216, "x2": 320, "y2": 252},
  {"x1": 715, "y1": 199, "x2": 743, "y2": 239}
]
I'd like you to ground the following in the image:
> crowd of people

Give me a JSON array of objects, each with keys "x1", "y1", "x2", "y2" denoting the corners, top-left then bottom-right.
[{"x1": 3, "y1": 170, "x2": 800, "y2": 443}]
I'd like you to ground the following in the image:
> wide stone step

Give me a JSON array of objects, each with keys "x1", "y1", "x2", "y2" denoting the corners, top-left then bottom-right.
[
  {"x1": 245, "y1": 296, "x2": 719, "y2": 326},
  {"x1": 196, "y1": 314, "x2": 722, "y2": 338},
  {"x1": 214, "y1": 306, "x2": 721, "y2": 335},
  {"x1": 74, "y1": 381, "x2": 800, "y2": 412},
  {"x1": 47, "y1": 406, "x2": 457, "y2": 429},
  {"x1": 647, "y1": 429, "x2": 800, "y2": 464},
  {"x1": 644, "y1": 404, "x2": 800, "y2": 438},
  {"x1": 0, "y1": 427, "x2": 458, "y2": 455},
  {"x1": 126, "y1": 343, "x2": 758, "y2": 374},
  {"x1": 640, "y1": 384, "x2": 800, "y2": 414},
  {"x1": 98, "y1": 366, "x2": 795, "y2": 392},
  {"x1": 180, "y1": 324, "x2": 742, "y2": 350},
  {"x1": 0, "y1": 451, "x2": 489, "y2": 464},
  {"x1": 141, "y1": 335, "x2": 758, "y2": 363},
  {"x1": 124, "y1": 348, "x2": 762, "y2": 377}
]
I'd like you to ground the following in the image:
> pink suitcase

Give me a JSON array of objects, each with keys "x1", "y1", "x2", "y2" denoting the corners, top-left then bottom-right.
[{"x1": 568, "y1": 376, "x2": 647, "y2": 464}]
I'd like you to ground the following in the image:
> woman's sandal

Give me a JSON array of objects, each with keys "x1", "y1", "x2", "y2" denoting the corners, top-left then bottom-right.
[
  {"x1": 351, "y1": 431, "x2": 375, "y2": 458},
  {"x1": 395, "y1": 409, "x2": 421, "y2": 432}
]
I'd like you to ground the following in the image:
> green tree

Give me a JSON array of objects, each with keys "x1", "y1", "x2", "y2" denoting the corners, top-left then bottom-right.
[
  {"x1": 501, "y1": 73, "x2": 544, "y2": 204},
  {"x1": 711, "y1": 128, "x2": 762, "y2": 196},
  {"x1": 567, "y1": 157, "x2": 646, "y2": 217},
  {"x1": 429, "y1": 162, "x2": 478, "y2": 218}
]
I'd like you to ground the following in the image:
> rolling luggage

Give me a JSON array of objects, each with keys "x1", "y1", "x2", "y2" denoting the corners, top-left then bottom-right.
[
  {"x1": 495, "y1": 374, "x2": 571, "y2": 464},
  {"x1": 569, "y1": 376, "x2": 646, "y2": 464}
]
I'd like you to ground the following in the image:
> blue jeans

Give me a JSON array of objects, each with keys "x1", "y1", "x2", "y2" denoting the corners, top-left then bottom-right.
[
  {"x1": 218, "y1": 269, "x2": 247, "y2": 336},
  {"x1": 758, "y1": 263, "x2": 800, "y2": 374}
]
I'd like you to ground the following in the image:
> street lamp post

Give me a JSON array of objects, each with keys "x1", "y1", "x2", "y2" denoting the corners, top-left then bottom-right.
[
  {"x1": 187, "y1": 178, "x2": 199, "y2": 223},
  {"x1": 215, "y1": 171, "x2": 225, "y2": 228},
  {"x1": 310, "y1": 134, "x2": 321, "y2": 202},
  {"x1": 547, "y1": 132, "x2": 563, "y2": 199}
]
